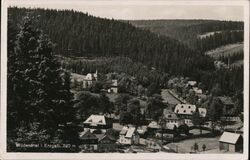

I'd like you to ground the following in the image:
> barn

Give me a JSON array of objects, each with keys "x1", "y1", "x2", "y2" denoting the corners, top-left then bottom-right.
[{"x1": 219, "y1": 132, "x2": 243, "y2": 152}]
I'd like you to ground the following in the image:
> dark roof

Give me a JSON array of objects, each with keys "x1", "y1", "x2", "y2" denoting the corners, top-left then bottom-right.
[
  {"x1": 163, "y1": 110, "x2": 179, "y2": 120},
  {"x1": 79, "y1": 130, "x2": 98, "y2": 140},
  {"x1": 218, "y1": 96, "x2": 234, "y2": 106},
  {"x1": 98, "y1": 134, "x2": 116, "y2": 142}
]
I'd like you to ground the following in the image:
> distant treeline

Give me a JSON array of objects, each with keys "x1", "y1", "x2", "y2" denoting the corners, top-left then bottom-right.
[
  {"x1": 197, "y1": 31, "x2": 243, "y2": 52},
  {"x1": 8, "y1": 7, "x2": 214, "y2": 77},
  {"x1": 129, "y1": 20, "x2": 244, "y2": 51}
]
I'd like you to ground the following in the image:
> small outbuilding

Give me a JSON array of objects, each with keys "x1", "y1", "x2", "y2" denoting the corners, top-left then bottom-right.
[{"x1": 219, "y1": 132, "x2": 243, "y2": 153}]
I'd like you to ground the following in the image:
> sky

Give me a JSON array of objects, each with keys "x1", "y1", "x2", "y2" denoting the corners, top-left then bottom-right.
[{"x1": 7, "y1": 0, "x2": 245, "y2": 21}]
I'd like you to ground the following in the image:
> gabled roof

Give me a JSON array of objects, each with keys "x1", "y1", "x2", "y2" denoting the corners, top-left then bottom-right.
[
  {"x1": 193, "y1": 87, "x2": 202, "y2": 94},
  {"x1": 125, "y1": 127, "x2": 136, "y2": 138},
  {"x1": 218, "y1": 96, "x2": 234, "y2": 106},
  {"x1": 174, "y1": 104, "x2": 207, "y2": 117},
  {"x1": 84, "y1": 114, "x2": 107, "y2": 125},
  {"x1": 187, "y1": 81, "x2": 197, "y2": 86},
  {"x1": 97, "y1": 134, "x2": 116, "y2": 142},
  {"x1": 198, "y1": 108, "x2": 207, "y2": 117},
  {"x1": 79, "y1": 130, "x2": 98, "y2": 140},
  {"x1": 148, "y1": 121, "x2": 160, "y2": 129},
  {"x1": 219, "y1": 132, "x2": 242, "y2": 144},
  {"x1": 111, "y1": 80, "x2": 118, "y2": 87},
  {"x1": 120, "y1": 126, "x2": 137, "y2": 138},
  {"x1": 174, "y1": 104, "x2": 196, "y2": 115},
  {"x1": 71, "y1": 73, "x2": 86, "y2": 81},
  {"x1": 163, "y1": 109, "x2": 179, "y2": 120}
]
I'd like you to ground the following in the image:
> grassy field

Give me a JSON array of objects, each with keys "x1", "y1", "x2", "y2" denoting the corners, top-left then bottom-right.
[
  {"x1": 189, "y1": 129, "x2": 211, "y2": 135},
  {"x1": 231, "y1": 60, "x2": 243, "y2": 67},
  {"x1": 205, "y1": 43, "x2": 243, "y2": 59},
  {"x1": 198, "y1": 31, "x2": 223, "y2": 39},
  {"x1": 166, "y1": 136, "x2": 220, "y2": 153}
]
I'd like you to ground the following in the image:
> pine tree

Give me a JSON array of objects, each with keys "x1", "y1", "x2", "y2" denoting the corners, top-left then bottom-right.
[{"x1": 8, "y1": 15, "x2": 79, "y2": 150}]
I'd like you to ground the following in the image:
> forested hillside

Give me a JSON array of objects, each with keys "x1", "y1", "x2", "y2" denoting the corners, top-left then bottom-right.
[
  {"x1": 8, "y1": 7, "x2": 243, "y2": 95},
  {"x1": 129, "y1": 20, "x2": 244, "y2": 51},
  {"x1": 8, "y1": 7, "x2": 214, "y2": 77}
]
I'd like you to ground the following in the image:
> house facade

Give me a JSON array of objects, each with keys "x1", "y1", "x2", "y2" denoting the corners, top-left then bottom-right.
[
  {"x1": 83, "y1": 114, "x2": 113, "y2": 133},
  {"x1": 79, "y1": 130, "x2": 98, "y2": 151},
  {"x1": 97, "y1": 135, "x2": 117, "y2": 152},
  {"x1": 118, "y1": 126, "x2": 140, "y2": 145},
  {"x1": 219, "y1": 132, "x2": 243, "y2": 152},
  {"x1": 108, "y1": 79, "x2": 118, "y2": 93},
  {"x1": 218, "y1": 96, "x2": 235, "y2": 117},
  {"x1": 71, "y1": 71, "x2": 98, "y2": 89},
  {"x1": 174, "y1": 104, "x2": 207, "y2": 126},
  {"x1": 163, "y1": 109, "x2": 184, "y2": 129}
]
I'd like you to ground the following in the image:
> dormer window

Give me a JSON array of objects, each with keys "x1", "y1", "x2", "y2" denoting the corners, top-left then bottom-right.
[
  {"x1": 181, "y1": 106, "x2": 183, "y2": 108},
  {"x1": 183, "y1": 110, "x2": 186, "y2": 113},
  {"x1": 176, "y1": 110, "x2": 179, "y2": 113},
  {"x1": 88, "y1": 119, "x2": 93, "y2": 122},
  {"x1": 188, "y1": 106, "x2": 191, "y2": 109},
  {"x1": 98, "y1": 120, "x2": 103, "y2": 123}
]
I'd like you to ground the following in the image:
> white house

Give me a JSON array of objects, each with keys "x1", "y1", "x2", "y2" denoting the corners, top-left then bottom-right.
[
  {"x1": 193, "y1": 87, "x2": 203, "y2": 95},
  {"x1": 108, "y1": 79, "x2": 118, "y2": 93},
  {"x1": 174, "y1": 104, "x2": 207, "y2": 126},
  {"x1": 148, "y1": 121, "x2": 160, "y2": 129},
  {"x1": 71, "y1": 70, "x2": 98, "y2": 89},
  {"x1": 163, "y1": 109, "x2": 184, "y2": 129},
  {"x1": 118, "y1": 126, "x2": 140, "y2": 145},
  {"x1": 187, "y1": 81, "x2": 197, "y2": 87},
  {"x1": 83, "y1": 114, "x2": 113, "y2": 133},
  {"x1": 219, "y1": 132, "x2": 243, "y2": 152}
]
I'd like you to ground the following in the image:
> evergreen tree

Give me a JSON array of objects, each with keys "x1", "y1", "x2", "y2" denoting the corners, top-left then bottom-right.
[
  {"x1": 7, "y1": 16, "x2": 79, "y2": 149},
  {"x1": 191, "y1": 108, "x2": 204, "y2": 135}
]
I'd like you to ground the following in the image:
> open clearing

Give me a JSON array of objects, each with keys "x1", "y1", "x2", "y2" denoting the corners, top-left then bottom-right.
[
  {"x1": 198, "y1": 30, "x2": 243, "y2": 39},
  {"x1": 205, "y1": 43, "x2": 243, "y2": 59},
  {"x1": 166, "y1": 136, "x2": 220, "y2": 153}
]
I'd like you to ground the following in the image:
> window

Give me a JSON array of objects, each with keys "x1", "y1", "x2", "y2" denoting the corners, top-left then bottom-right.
[
  {"x1": 184, "y1": 110, "x2": 186, "y2": 113},
  {"x1": 176, "y1": 110, "x2": 179, "y2": 113},
  {"x1": 191, "y1": 111, "x2": 193, "y2": 113},
  {"x1": 181, "y1": 106, "x2": 183, "y2": 108},
  {"x1": 188, "y1": 106, "x2": 191, "y2": 109}
]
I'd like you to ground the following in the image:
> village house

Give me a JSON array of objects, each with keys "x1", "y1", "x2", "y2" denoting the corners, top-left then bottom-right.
[
  {"x1": 163, "y1": 109, "x2": 184, "y2": 129},
  {"x1": 71, "y1": 70, "x2": 98, "y2": 89},
  {"x1": 219, "y1": 132, "x2": 243, "y2": 152},
  {"x1": 193, "y1": 87, "x2": 203, "y2": 95},
  {"x1": 97, "y1": 134, "x2": 117, "y2": 152},
  {"x1": 148, "y1": 121, "x2": 160, "y2": 130},
  {"x1": 187, "y1": 81, "x2": 197, "y2": 87},
  {"x1": 174, "y1": 104, "x2": 207, "y2": 126},
  {"x1": 218, "y1": 96, "x2": 235, "y2": 117},
  {"x1": 83, "y1": 114, "x2": 113, "y2": 133},
  {"x1": 79, "y1": 130, "x2": 98, "y2": 151},
  {"x1": 118, "y1": 126, "x2": 140, "y2": 145},
  {"x1": 108, "y1": 79, "x2": 118, "y2": 93}
]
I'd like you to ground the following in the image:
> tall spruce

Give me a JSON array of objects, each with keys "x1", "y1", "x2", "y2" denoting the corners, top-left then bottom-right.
[{"x1": 7, "y1": 15, "x2": 79, "y2": 148}]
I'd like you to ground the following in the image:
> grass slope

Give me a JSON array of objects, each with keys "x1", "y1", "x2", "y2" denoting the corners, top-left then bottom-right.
[{"x1": 205, "y1": 43, "x2": 243, "y2": 59}]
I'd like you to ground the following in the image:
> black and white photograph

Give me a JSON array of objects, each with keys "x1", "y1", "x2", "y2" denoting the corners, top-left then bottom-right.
[{"x1": 0, "y1": 0, "x2": 249, "y2": 159}]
